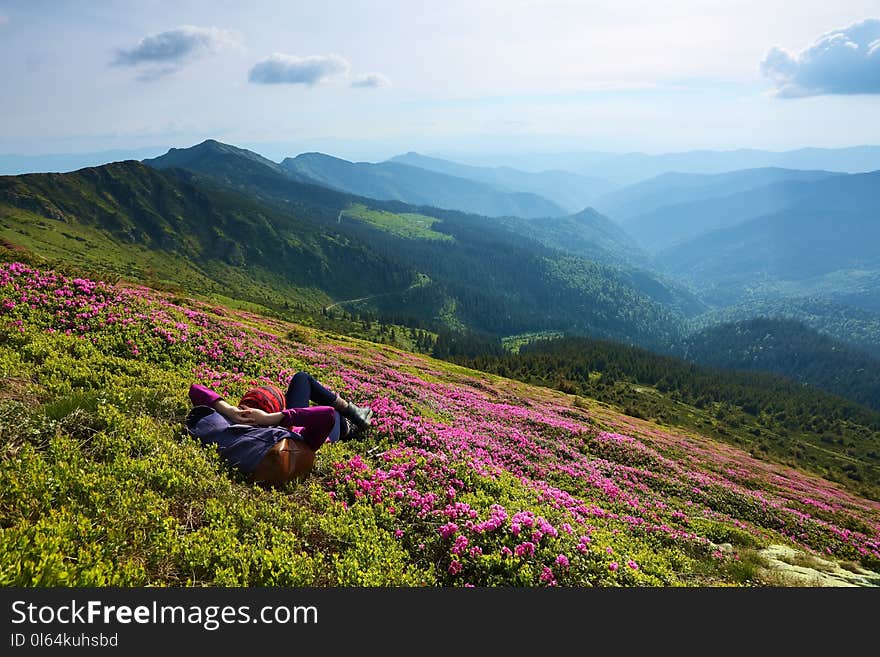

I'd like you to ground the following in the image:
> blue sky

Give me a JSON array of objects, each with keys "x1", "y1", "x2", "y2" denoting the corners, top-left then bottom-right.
[{"x1": 1, "y1": 0, "x2": 879, "y2": 161}]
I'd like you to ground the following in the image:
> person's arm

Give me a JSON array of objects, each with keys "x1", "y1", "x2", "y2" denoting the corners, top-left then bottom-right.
[
  {"x1": 189, "y1": 384, "x2": 251, "y2": 424},
  {"x1": 279, "y1": 406, "x2": 335, "y2": 432},
  {"x1": 238, "y1": 407, "x2": 284, "y2": 426},
  {"x1": 238, "y1": 406, "x2": 336, "y2": 451},
  {"x1": 213, "y1": 399, "x2": 252, "y2": 425},
  {"x1": 189, "y1": 383, "x2": 222, "y2": 407},
  {"x1": 238, "y1": 406, "x2": 335, "y2": 430}
]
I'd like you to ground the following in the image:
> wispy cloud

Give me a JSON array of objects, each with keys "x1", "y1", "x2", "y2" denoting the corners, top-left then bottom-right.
[
  {"x1": 761, "y1": 18, "x2": 880, "y2": 97},
  {"x1": 351, "y1": 72, "x2": 392, "y2": 89},
  {"x1": 111, "y1": 25, "x2": 242, "y2": 80},
  {"x1": 0, "y1": 14, "x2": 10, "y2": 26},
  {"x1": 248, "y1": 53, "x2": 351, "y2": 85}
]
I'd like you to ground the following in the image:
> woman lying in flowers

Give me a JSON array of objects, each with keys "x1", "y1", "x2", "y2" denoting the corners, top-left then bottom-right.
[{"x1": 186, "y1": 371, "x2": 374, "y2": 487}]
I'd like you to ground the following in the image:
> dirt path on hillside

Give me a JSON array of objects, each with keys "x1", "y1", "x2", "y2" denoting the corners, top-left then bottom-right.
[{"x1": 324, "y1": 277, "x2": 427, "y2": 311}]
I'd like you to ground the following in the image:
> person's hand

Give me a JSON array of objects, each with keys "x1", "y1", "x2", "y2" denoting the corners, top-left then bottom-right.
[
  {"x1": 213, "y1": 400, "x2": 256, "y2": 425},
  {"x1": 238, "y1": 407, "x2": 280, "y2": 427},
  {"x1": 225, "y1": 407, "x2": 255, "y2": 425}
]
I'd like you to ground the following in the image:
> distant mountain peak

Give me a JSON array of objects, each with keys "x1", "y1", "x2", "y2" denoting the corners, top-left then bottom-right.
[
  {"x1": 144, "y1": 139, "x2": 284, "y2": 176},
  {"x1": 571, "y1": 206, "x2": 604, "y2": 219},
  {"x1": 176, "y1": 138, "x2": 235, "y2": 153},
  {"x1": 192, "y1": 138, "x2": 222, "y2": 148},
  {"x1": 286, "y1": 152, "x2": 349, "y2": 163}
]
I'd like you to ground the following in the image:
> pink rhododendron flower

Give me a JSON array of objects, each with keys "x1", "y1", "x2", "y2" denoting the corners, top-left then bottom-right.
[
  {"x1": 514, "y1": 542, "x2": 536, "y2": 557},
  {"x1": 438, "y1": 522, "x2": 459, "y2": 540}
]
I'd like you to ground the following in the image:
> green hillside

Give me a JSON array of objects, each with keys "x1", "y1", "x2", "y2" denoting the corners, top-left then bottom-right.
[
  {"x1": 0, "y1": 161, "x2": 414, "y2": 312},
  {"x1": 2, "y1": 261, "x2": 878, "y2": 587}
]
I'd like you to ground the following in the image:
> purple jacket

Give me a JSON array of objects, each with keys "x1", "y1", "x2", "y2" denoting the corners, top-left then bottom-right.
[
  {"x1": 185, "y1": 406, "x2": 292, "y2": 473},
  {"x1": 187, "y1": 385, "x2": 340, "y2": 471}
]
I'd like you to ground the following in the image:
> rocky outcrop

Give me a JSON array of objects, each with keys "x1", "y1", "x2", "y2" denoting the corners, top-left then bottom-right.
[{"x1": 758, "y1": 544, "x2": 880, "y2": 587}]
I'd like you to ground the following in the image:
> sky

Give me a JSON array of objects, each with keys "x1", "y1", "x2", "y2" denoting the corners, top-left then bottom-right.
[{"x1": 1, "y1": 0, "x2": 879, "y2": 162}]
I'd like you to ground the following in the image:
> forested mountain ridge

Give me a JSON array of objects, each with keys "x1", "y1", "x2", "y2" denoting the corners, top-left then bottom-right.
[
  {"x1": 0, "y1": 155, "x2": 692, "y2": 349},
  {"x1": 143, "y1": 140, "x2": 704, "y2": 340},
  {"x1": 690, "y1": 298, "x2": 880, "y2": 359},
  {"x1": 680, "y1": 318, "x2": 880, "y2": 412},
  {"x1": 281, "y1": 151, "x2": 567, "y2": 219},
  {"x1": 485, "y1": 206, "x2": 652, "y2": 269}
]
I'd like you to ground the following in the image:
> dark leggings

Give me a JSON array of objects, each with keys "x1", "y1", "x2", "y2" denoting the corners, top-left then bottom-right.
[
  {"x1": 285, "y1": 371, "x2": 338, "y2": 409},
  {"x1": 286, "y1": 371, "x2": 345, "y2": 443}
]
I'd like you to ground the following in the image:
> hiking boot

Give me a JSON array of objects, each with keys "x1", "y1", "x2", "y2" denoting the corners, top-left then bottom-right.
[
  {"x1": 338, "y1": 415, "x2": 353, "y2": 441},
  {"x1": 343, "y1": 403, "x2": 374, "y2": 431},
  {"x1": 340, "y1": 422, "x2": 366, "y2": 442}
]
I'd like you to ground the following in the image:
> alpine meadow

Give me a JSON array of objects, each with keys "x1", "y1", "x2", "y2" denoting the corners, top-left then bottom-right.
[{"x1": 1, "y1": 1, "x2": 879, "y2": 599}]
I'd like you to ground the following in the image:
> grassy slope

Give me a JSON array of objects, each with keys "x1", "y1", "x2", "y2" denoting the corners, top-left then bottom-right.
[
  {"x1": 339, "y1": 204, "x2": 453, "y2": 242},
  {"x1": 1, "y1": 261, "x2": 878, "y2": 586},
  {"x1": 459, "y1": 336, "x2": 880, "y2": 498},
  {"x1": 0, "y1": 206, "x2": 343, "y2": 340},
  {"x1": 0, "y1": 162, "x2": 417, "y2": 314}
]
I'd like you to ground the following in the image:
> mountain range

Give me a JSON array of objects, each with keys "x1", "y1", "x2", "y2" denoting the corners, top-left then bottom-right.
[
  {"x1": 279, "y1": 151, "x2": 567, "y2": 219},
  {"x1": 592, "y1": 168, "x2": 843, "y2": 230},
  {"x1": 445, "y1": 145, "x2": 880, "y2": 184},
  {"x1": 656, "y1": 170, "x2": 880, "y2": 310},
  {"x1": 2, "y1": 137, "x2": 878, "y2": 414},
  {"x1": 0, "y1": 140, "x2": 699, "y2": 351},
  {"x1": 7, "y1": 143, "x2": 878, "y2": 181}
]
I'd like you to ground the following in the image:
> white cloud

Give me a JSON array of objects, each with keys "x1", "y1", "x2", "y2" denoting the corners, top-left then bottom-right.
[
  {"x1": 111, "y1": 25, "x2": 242, "y2": 80},
  {"x1": 351, "y1": 72, "x2": 392, "y2": 89},
  {"x1": 761, "y1": 18, "x2": 880, "y2": 97},
  {"x1": 248, "y1": 53, "x2": 351, "y2": 85}
]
